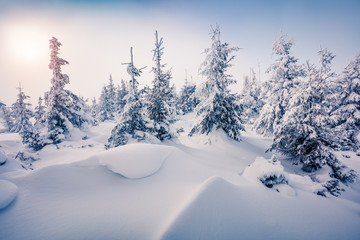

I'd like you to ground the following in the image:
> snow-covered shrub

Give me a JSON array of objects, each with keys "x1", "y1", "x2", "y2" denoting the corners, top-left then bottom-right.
[
  {"x1": 15, "y1": 151, "x2": 39, "y2": 170},
  {"x1": 259, "y1": 173, "x2": 288, "y2": 188},
  {"x1": 242, "y1": 157, "x2": 289, "y2": 188}
]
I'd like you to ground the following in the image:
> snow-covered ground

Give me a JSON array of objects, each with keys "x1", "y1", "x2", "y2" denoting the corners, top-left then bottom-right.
[{"x1": 1, "y1": 115, "x2": 360, "y2": 240}]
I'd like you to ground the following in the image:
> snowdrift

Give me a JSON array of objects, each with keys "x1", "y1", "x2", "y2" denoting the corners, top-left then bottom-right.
[
  {"x1": 0, "y1": 180, "x2": 18, "y2": 209},
  {"x1": 98, "y1": 143, "x2": 175, "y2": 179},
  {"x1": 160, "y1": 176, "x2": 360, "y2": 240}
]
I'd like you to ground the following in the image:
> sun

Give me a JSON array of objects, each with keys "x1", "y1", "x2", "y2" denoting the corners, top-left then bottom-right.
[{"x1": 5, "y1": 27, "x2": 48, "y2": 61}]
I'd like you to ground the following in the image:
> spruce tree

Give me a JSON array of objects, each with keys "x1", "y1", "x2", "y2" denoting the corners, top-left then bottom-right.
[
  {"x1": 0, "y1": 102, "x2": 12, "y2": 132},
  {"x1": 44, "y1": 37, "x2": 88, "y2": 144},
  {"x1": 178, "y1": 73, "x2": 198, "y2": 115},
  {"x1": 10, "y1": 84, "x2": 33, "y2": 134},
  {"x1": 330, "y1": 53, "x2": 360, "y2": 150},
  {"x1": 34, "y1": 97, "x2": 46, "y2": 128},
  {"x1": 107, "y1": 47, "x2": 152, "y2": 148},
  {"x1": 98, "y1": 75, "x2": 116, "y2": 121},
  {"x1": 189, "y1": 25, "x2": 245, "y2": 141},
  {"x1": 254, "y1": 33, "x2": 304, "y2": 136},
  {"x1": 270, "y1": 49, "x2": 356, "y2": 188},
  {"x1": 115, "y1": 79, "x2": 128, "y2": 113},
  {"x1": 240, "y1": 68, "x2": 262, "y2": 124},
  {"x1": 148, "y1": 30, "x2": 174, "y2": 140}
]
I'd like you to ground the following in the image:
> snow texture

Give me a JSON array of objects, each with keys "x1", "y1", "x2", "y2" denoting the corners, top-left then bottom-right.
[
  {"x1": 99, "y1": 143, "x2": 174, "y2": 179},
  {"x1": 0, "y1": 180, "x2": 18, "y2": 209}
]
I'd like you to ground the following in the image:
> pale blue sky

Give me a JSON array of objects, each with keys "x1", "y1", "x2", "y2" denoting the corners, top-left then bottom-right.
[{"x1": 0, "y1": 0, "x2": 359, "y2": 105}]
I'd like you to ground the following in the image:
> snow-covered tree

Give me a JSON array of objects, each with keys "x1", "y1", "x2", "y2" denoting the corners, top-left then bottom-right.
[
  {"x1": 0, "y1": 101, "x2": 12, "y2": 132},
  {"x1": 240, "y1": 68, "x2": 263, "y2": 124},
  {"x1": 147, "y1": 30, "x2": 175, "y2": 140},
  {"x1": 253, "y1": 33, "x2": 304, "y2": 136},
  {"x1": 34, "y1": 97, "x2": 46, "y2": 127},
  {"x1": 330, "y1": 53, "x2": 360, "y2": 150},
  {"x1": 10, "y1": 84, "x2": 33, "y2": 134},
  {"x1": 44, "y1": 37, "x2": 89, "y2": 144},
  {"x1": 115, "y1": 79, "x2": 128, "y2": 113},
  {"x1": 98, "y1": 75, "x2": 116, "y2": 122},
  {"x1": 107, "y1": 47, "x2": 153, "y2": 148},
  {"x1": 270, "y1": 50, "x2": 356, "y2": 186},
  {"x1": 189, "y1": 25, "x2": 245, "y2": 141},
  {"x1": 178, "y1": 73, "x2": 199, "y2": 115}
]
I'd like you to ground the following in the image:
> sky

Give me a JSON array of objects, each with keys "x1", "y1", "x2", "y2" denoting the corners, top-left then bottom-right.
[{"x1": 0, "y1": 0, "x2": 359, "y2": 106}]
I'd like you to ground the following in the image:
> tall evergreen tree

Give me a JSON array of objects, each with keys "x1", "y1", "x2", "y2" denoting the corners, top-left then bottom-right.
[
  {"x1": 44, "y1": 37, "x2": 89, "y2": 144},
  {"x1": 107, "y1": 48, "x2": 152, "y2": 148},
  {"x1": 189, "y1": 25, "x2": 245, "y2": 141},
  {"x1": 270, "y1": 50, "x2": 356, "y2": 189},
  {"x1": 148, "y1": 30, "x2": 174, "y2": 140},
  {"x1": 254, "y1": 33, "x2": 304, "y2": 136},
  {"x1": 330, "y1": 53, "x2": 360, "y2": 150}
]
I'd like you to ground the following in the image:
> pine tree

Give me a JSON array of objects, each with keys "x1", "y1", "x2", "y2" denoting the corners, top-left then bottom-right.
[
  {"x1": 240, "y1": 68, "x2": 262, "y2": 124},
  {"x1": 270, "y1": 49, "x2": 356, "y2": 186},
  {"x1": 107, "y1": 47, "x2": 152, "y2": 148},
  {"x1": 330, "y1": 53, "x2": 360, "y2": 150},
  {"x1": 254, "y1": 33, "x2": 304, "y2": 136},
  {"x1": 189, "y1": 25, "x2": 245, "y2": 141},
  {"x1": 9, "y1": 84, "x2": 45, "y2": 150},
  {"x1": 148, "y1": 30, "x2": 174, "y2": 140},
  {"x1": 115, "y1": 79, "x2": 128, "y2": 113},
  {"x1": 44, "y1": 37, "x2": 89, "y2": 144},
  {"x1": 0, "y1": 102, "x2": 12, "y2": 132},
  {"x1": 34, "y1": 97, "x2": 46, "y2": 128},
  {"x1": 10, "y1": 84, "x2": 34, "y2": 134},
  {"x1": 178, "y1": 72, "x2": 199, "y2": 115},
  {"x1": 98, "y1": 75, "x2": 116, "y2": 121}
]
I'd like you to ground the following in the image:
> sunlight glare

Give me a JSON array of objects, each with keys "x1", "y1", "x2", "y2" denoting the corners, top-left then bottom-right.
[{"x1": 5, "y1": 27, "x2": 48, "y2": 61}]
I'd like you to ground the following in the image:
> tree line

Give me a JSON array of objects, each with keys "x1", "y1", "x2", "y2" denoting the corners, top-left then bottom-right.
[{"x1": 1, "y1": 25, "x2": 359, "y2": 195}]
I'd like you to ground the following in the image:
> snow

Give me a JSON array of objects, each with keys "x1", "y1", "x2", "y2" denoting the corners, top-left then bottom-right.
[
  {"x1": 99, "y1": 143, "x2": 174, "y2": 179},
  {"x1": 160, "y1": 176, "x2": 360, "y2": 240},
  {"x1": 0, "y1": 117, "x2": 360, "y2": 239},
  {"x1": 0, "y1": 180, "x2": 18, "y2": 209}
]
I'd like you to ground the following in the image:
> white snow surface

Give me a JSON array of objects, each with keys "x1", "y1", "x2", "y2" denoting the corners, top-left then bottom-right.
[
  {"x1": 0, "y1": 116, "x2": 360, "y2": 239},
  {"x1": 98, "y1": 143, "x2": 174, "y2": 179},
  {"x1": 0, "y1": 180, "x2": 18, "y2": 209}
]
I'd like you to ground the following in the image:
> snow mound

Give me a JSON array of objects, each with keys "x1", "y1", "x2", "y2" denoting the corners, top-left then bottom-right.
[
  {"x1": 0, "y1": 180, "x2": 18, "y2": 209},
  {"x1": 0, "y1": 150, "x2": 6, "y2": 165},
  {"x1": 99, "y1": 143, "x2": 175, "y2": 179},
  {"x1": 242, "y1": 157, "x2": 289, "y2": 187},
  {"x1": 160, "y1": 177, "x2": 242, "y2": 240}
]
